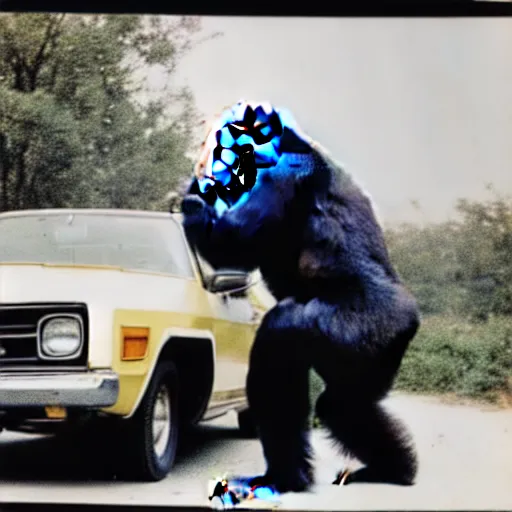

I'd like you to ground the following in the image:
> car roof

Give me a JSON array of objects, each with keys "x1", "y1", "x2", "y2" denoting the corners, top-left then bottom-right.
[{"x1": 0, "y1": 208, "x2": 182, "y2": 221}]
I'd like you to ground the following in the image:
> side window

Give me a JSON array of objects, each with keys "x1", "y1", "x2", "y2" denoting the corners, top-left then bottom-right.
[{"x1": 157, "y1": 218, "x2": 196, "y2": 279}]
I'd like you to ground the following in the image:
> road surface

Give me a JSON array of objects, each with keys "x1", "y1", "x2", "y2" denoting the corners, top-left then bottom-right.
[{"x1": 0, "y1": 394, "x2": 510, "y2": 510}]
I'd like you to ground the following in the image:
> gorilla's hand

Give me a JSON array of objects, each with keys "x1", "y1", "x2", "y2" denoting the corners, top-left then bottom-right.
[
  {"x1": 187, "y1": 176, "x2": 218, "y2": 207},
  {"x1": 185, "y1": 175, "x2": 232, "y2": 218},
  {"x1": 181, "y1": 194, "x2": 207, "y2": 216},
  {"x1": 181, "y1": 193, "x2": 218, "y2": 249}
]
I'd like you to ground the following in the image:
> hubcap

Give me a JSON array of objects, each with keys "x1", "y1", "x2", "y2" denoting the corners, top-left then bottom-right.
[{"x1": 152, "y1": 384, "x2": 172, "y2": 459}]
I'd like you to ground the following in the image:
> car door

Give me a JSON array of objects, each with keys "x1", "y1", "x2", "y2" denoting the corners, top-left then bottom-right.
[{"x1": 192, "y1": 252, "x2": 260, "y2": 401}]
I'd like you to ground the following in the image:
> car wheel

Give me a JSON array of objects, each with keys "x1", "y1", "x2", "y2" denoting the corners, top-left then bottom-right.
[
  {"x1": 237, "y1": 407, "x2": 258, "y2": 438},
  {"x1": 122, "y1": 361, "x2": 179, "y2": 481}
]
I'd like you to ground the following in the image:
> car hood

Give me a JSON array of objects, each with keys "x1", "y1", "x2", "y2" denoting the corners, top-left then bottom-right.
[
  {"x1": 0, "y1": 262, "x2": 194, "y2": 304},
  {"x1": 0, "y1": 263, "x2": 207, "y2": 367}
]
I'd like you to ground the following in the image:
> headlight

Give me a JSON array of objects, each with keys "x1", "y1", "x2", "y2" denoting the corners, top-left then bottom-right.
[{"x1": 39, "y1": 316, "x2": 83, "y2": 359}]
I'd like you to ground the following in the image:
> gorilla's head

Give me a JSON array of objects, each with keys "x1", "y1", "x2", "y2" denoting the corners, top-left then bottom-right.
[{"x1": 194, "y1": 101, "x2": 312, "y2": 210}]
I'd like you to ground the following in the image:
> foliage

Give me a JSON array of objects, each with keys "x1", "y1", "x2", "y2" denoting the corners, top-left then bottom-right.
[
  {"x1": 384, "y1": 191, "x2": 512, "y2": 400},
  {"x1": 0, "y1": 13, "x2": 209, "y2": 211},
  {"x1": 395, "y1": 315, "x2": 512, "y2": 400},
  {"x1": 385, "y1": 191, "x2": 512, "y2": 322}
]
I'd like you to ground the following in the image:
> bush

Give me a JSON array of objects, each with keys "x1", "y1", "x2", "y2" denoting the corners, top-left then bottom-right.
[{"x1": 394, "y1": 315, "x2": 512, "y2": 401}]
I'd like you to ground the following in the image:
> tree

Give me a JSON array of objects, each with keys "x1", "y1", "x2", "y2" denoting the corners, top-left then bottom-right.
[
  {"x1": 385, "y1": 221, "x2": 464, "y2": 316},
  {"x1": 0, "y1": 13, "x2": 209, "y2": 211},
  {"x1": 384, "y1": 188, "x2": 512, "y2": 322},
  {"x1": 454, "y1": 193, "x2": 512, "y2": 320}
]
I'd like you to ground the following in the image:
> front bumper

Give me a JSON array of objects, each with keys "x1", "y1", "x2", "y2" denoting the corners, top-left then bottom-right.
[{"x1": 0, "y1": 370, "x2": 119, "y2": 408}]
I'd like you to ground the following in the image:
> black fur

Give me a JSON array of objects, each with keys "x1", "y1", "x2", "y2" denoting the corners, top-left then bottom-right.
[{"x1": 181, "y1": 129, "x2": 420, "y2": 493}]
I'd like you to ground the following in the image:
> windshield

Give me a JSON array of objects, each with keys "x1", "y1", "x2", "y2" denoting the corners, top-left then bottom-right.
[{"x1": 0, "y1": 213, "x2": 195, "y2": 278}]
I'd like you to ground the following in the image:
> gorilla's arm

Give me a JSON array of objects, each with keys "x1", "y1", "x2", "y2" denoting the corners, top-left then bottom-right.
[
  {"x1": 182, "y1": 127, "x2": 318, "y2": 272},
  {"x1": 182, "y1": 170, "x2": 292, "y2": 272}
]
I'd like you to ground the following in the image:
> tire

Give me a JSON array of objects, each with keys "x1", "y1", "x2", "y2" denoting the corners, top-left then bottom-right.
[
  {"x1": 237, "y1": 407, "x2": 258, "y2": 439},
  {"x1": 121, "y1": 361, "x2": 180, "y2": 481}
]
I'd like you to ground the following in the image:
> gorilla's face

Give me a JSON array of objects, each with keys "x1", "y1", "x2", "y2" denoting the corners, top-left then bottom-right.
[{"x1": 195, "y1": 101, "x2": 308, "y2": 197}]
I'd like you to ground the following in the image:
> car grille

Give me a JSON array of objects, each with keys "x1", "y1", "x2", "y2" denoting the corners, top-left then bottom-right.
[{"x1": 0, "y1": 303, "x2": 89, "y2": 369}]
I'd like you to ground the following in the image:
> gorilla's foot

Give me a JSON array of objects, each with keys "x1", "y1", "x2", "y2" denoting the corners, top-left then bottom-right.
[
  {"x1": 249, "y1": 467, "x2": 314, "y2": 493},
  {"x1": 339, "y1": 465, "x2": 416, "y2": 486}
]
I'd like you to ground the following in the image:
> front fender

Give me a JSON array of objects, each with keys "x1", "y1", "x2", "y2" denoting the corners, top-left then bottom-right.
[{"x1": 102, "y1": 310, "x2": 215, "y2": 418}]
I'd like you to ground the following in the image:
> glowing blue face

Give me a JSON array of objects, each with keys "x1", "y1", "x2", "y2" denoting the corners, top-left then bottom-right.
[{"x1": 196, "y1": 101, "x2": 309, "y2": 215}]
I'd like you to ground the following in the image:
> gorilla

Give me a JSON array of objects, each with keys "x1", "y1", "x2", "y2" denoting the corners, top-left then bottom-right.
[{"x1": 180, "y1": 101, "x2": 420, "y2": 493}]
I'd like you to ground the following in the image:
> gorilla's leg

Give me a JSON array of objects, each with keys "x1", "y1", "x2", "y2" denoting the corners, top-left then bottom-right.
[
  {"x1": 316, "y1": 389, "x2": 418, "y2": 486},
  {"x1": 246, "y1": 298, "x2": 314, "y2": 493},
  {"x1": 305, "y1": 291, "x2": 419, "y2": 486}
]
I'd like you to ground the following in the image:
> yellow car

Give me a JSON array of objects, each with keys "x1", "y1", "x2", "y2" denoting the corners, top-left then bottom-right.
[{"x1": 0, "y1": 208, "x2": 274, "y2": 481}]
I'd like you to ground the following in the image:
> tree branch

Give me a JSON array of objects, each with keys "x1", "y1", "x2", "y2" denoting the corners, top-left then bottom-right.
[{"x1": 28, "y1": 13, "x2": 66, "y2": 91}]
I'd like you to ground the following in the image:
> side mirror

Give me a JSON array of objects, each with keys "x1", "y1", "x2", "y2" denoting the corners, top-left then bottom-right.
[{"x1": 206, "y1": 269, "x2": 250, "y2": 294}]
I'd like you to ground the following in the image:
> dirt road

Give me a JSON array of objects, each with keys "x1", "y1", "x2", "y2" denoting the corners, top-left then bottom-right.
[{"x1": 0, "y1": 394, "x2": 510, "y2": 510}]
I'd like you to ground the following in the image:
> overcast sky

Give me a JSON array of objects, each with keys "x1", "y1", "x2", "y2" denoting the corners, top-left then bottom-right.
[{"x1": 145, "y1": 16, "x2": 512, "y2": 226}]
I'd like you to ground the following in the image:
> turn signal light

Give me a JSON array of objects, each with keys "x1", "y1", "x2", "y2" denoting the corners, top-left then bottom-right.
[{"x1": 122, "y1": 326, "x2": 149, "y2": 361}]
